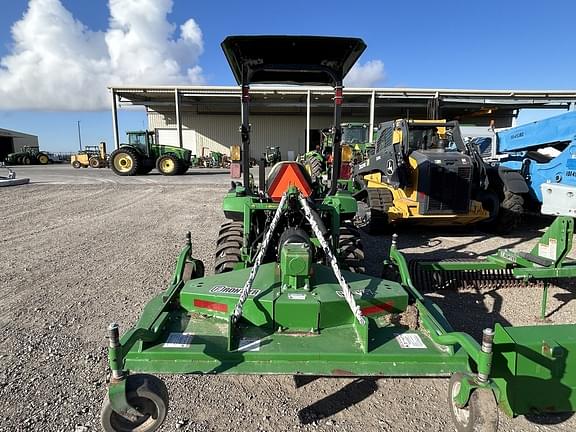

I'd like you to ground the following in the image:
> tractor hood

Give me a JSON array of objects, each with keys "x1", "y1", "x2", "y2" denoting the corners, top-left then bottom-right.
[{"x1": 221, "y1": 35, "x2": 366, "y2": 85}]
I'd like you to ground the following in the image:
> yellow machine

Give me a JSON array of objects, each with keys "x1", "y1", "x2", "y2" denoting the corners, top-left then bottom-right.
[
  {"x1": 356, "y1": 119, "x2": 521, "y2": 233},
  {"x1": 71, "y1": 142, "x2": 108, "y2": 169}
]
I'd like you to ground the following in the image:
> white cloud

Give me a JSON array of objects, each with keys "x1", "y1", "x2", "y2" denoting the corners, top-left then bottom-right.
[
  {"x1": 0, "y1": 0, "x2": 205, "y2": 110},
  {"x1": 345, "y1": 60, "x2": 386, "y2": 88}
]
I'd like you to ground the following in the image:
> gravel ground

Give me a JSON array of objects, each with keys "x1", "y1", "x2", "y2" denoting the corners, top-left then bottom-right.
[{"x1": 1, "y1": 182, "x2": 575, "y2": 432}]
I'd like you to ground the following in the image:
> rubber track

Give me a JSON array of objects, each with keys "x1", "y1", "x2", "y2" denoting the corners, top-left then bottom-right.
[{"x1": 367, "y1": 188, "x2": 393, "y2": 234}]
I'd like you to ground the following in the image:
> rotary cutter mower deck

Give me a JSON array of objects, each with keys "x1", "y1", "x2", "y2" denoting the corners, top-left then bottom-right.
[{"x1": 101, "y1": 36, "x2": 576, "y2": 432}]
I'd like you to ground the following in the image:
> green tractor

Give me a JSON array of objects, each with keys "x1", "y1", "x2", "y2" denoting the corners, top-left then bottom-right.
[
  {"x1": 5, "y1": 146, "x2": 50, "y2": 165},
  {"x1": 301, "y1": 123, "x2": 371, "y2": 185},
  {"x1": 100, "y1": 36, "x2": 576, "y2": 432},
  {"x1": 340, "y1": 122, "x2": 374, "y2": 163},
  {"x1": 109, "y1": 131, "x2": 191, "y2": 176}
]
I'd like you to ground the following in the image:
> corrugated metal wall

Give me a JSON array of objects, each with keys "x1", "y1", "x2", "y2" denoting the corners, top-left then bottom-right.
[{"x1": 148, "y1": 109, "x2": 335, "y2": 158}]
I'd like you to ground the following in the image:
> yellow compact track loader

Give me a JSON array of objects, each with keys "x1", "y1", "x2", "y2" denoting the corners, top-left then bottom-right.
[{"x1": 355, "y1": 119, "x2": 528, "y2": 233}]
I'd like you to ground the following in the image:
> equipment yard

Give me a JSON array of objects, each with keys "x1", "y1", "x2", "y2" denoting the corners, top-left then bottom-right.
[{"x1": 1, "y1": 168, "x2": 575, "y2": 431}]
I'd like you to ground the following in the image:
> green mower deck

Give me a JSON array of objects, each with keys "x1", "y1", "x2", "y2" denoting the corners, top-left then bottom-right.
[{"x1": 118, "y1": 262, "x2": 470, "y2": 377}]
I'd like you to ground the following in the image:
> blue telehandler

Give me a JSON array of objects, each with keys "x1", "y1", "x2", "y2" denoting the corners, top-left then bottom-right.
[{"x1": 465, "y1": 110, "x2": 576, "y2": 213}]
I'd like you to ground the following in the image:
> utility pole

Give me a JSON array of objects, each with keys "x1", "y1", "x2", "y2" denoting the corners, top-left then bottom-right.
[{"x1": 77, "y1": 120, "x2": 83, "y2": 151}]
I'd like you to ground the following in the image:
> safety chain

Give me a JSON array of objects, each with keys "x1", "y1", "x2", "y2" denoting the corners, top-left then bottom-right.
[
  {"x1": 298, "y1": 194, "x2": 366, "y2": 325},
  {"x1": 232, "y1": 191, "x2": 289, "y2": 322}
]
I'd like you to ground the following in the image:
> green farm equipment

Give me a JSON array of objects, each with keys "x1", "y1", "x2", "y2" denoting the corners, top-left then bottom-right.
[
  {"x1": 410, "y1": 183, "x2": 576, "y2": 320},
  {"x1": 5, "y1": 146, "x2": 50, "y2": 165},
  {"x1": 301, "y1": 124, "x2": 364, "y2": 181},
  {"x1": 341, "y1": 122, "x2": 374, "y2": 163},
  {"x1": 100, "y1": 36, "x2": 576, "y2": 432},
  {"x1": 109, "y1": 131, "x2": 191, "y2": 176}
]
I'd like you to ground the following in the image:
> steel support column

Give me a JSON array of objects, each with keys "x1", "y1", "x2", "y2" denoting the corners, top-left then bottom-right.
[
  {"x1": 369, "y1": 90, "x2": 375, "y2": 143},
  {"x1": 175, "y1": 88, "x2": 183, "y2": 148},
  {"x1": 306, "y1": 90, "x2": 311, "y2": 152},
  {"x1": 111, "y1": 89, "x2": 119, "y2": 150}
]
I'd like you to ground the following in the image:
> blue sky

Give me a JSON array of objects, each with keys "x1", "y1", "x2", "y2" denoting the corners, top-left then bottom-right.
[{"x1": 0, "y1": 0, "x2": 575, "y2": 151}]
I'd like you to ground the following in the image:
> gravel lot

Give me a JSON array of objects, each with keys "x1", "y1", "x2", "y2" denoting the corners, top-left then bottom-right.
[{"x1": 1, "y1": 167, "x2": 575, "y2": 432}]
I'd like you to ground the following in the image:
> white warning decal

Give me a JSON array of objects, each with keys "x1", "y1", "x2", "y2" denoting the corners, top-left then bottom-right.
[
  {"x1": 288, "y1": 293, "x2": 306, "y2": 300},
  {"x1": 395, "y1": 333, "x2": 427, "y2": 349},
  {"x1": 209, "y1": 285, "x2": 261, "y2": 297},
  {"x1": 163, "y1": 332, "x2": 194, "y2": 348}
]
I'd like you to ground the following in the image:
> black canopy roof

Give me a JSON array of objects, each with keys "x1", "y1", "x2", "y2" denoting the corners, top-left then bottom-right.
[{"x1": 221, "y1": 35, "x2": 366, "y2": 86}]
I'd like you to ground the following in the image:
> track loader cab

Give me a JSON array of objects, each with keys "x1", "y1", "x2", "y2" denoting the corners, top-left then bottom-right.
[{"x1": 356, "y1": 119, "x2": 495, "y2": 232}]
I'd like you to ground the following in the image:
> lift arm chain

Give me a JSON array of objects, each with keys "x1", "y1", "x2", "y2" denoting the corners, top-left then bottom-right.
[
  {"x1": 298, "y1": 194, "x2": 366, "y2": 325},
  {"x1": 232, "y1": 191, "x2": 289, "y2": 322}
]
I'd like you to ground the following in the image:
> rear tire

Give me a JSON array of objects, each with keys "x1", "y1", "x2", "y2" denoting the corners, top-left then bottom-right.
[
  {"x1": 89, "y1": 157, "x2": 101, "y2": 168},
  {"x1": 215, "y1": 221, "x2": 243, "y2": 273},
  {"x1": 305, "y1": 155, "x2": 323, "y2": 182},
  {"x1": 482, "y1": 189, "x2": 523, "y2": 234},
  {"x1": 338, "y1": 225, "x2": 365, "y2": 273},
  {"x1": 110, "y1": 148, "x2": 141, "y2": 176}
]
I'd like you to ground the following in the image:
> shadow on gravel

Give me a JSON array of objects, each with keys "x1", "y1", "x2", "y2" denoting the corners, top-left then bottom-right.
[
  {"x1": 360, "y1": 222, "x2": 544, "y2": 279},
  {"x1": 145, "y1": 170, "x2": 229, "y2": 176},
  {"x1": 428, "y1": 289, "x2": 512, "y2": 341},
  {"x1": 297, "y1": 378, "x2": 378, "y2": 424},
  {"x1": 524, "y1": 412, "x2": 575, "y2": 425}
]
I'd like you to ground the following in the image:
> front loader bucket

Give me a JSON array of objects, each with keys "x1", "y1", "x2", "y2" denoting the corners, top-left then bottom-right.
[{"x1": 492, "y1": 323, "x2": 576, "y2": 417}]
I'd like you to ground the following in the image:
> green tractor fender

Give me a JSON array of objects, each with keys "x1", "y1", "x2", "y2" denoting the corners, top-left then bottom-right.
[{"x1": 153, "y1": 145, "x2": 191, "y2": 163}]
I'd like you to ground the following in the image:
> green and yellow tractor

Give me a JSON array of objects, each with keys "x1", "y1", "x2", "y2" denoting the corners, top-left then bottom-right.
[
  {"x1": 109, "y1": 131, "x2": 191, "y2": 176},
  {"x1": 5, "y1": 146, "x2": 51, "y2": 165},
  {"x1": 99, "y1": 36, "x2": 576, "y2": 432}
]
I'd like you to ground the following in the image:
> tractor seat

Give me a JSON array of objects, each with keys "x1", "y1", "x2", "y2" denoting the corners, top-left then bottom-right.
[{"x1": 266, "y1": 161, "x2": 314, "y2": 202}]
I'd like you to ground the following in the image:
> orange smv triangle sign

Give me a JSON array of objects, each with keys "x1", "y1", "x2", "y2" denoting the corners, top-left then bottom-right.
[{"x1": 268, "y1": 162, "x2": 313, "y2": 202}]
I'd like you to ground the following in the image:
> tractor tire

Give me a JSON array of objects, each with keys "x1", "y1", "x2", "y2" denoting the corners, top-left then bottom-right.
[
  {"x1": 22, "y1": 156, "x2": 32, "y2": 165},
  {"x1": 72, "y1": 161, "x2": 81, "y2": 169},
  {"x1": 156, "y1": 154, "x2": 181, "y2": 176},
  {"x1": 177, "y1": 163, "x2": 189, "y2": 175},
  {"x1": 305, "y1": 156, "x2": 323, "y2": 182},
  {"x1": 215, "y1": 221, "x2": 244, "y2": 274},
  {"x1": 482, "y1": 189, "x2": 524, "y2": 235},
  {"x1": 338, "y1": 225, "x2": 365, "y2": 273},
  {"x1": 37, "y1": 153, "x2": 50, "y2": 165},
  {"x1": 110, "y1": 147, "x2": 141, "y2": 176},
  {"x1": 89, "y1": 157, "x2": 101, "y2": 168},
  {"x1": 364, "y1": 188, "x2": 393, "y2": 235}
]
